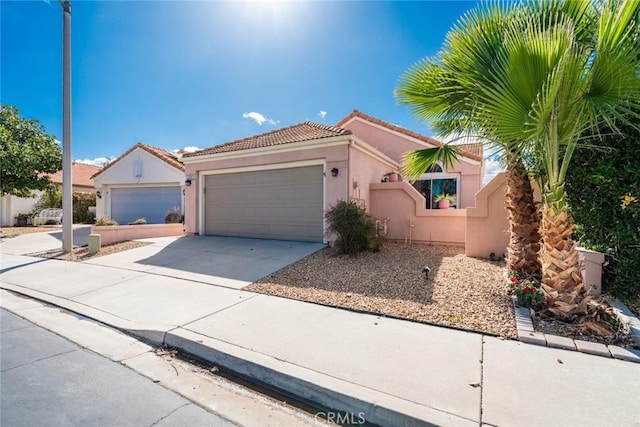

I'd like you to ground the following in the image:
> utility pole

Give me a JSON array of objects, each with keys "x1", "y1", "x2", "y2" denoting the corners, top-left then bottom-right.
[{"x1": 59, "y1": 0, "x2": 72, "y2": 253}]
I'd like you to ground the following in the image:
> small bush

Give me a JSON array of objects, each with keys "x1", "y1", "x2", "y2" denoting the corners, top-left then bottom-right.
[
  {"x1": 31, "y1": 188, "x2": 62, "y2": 214},
  {"x1": 129, "y1": 218, "x2": 147, "y2": 225},
  {"x1": 325, "y1": 200, "x2": 376, "y2": 254},
  {"x1": 165, "y1": 206, "x2": 183, "y2": 223},
  {"x1": 508, "y1": 274, "x2": 544, "y2": 309},
  {"x1": 95, "y1": 217, "x2": 118, "y2": 226},
  {"x1": 73, "y1": 192, "x2": 96, "y2": 224}
]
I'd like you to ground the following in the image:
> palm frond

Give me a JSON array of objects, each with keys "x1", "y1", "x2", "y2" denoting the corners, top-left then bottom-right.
[{"x1": 401, "y1": 145, "x2": 462, "y2": 183}]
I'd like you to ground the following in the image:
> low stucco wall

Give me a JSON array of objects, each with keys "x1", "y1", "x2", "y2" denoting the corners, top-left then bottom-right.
[
  {"x1": 92, "y1": 223, "x2": 184, "y2": 245},
  {"x1": 369, "y1": 182, "x2": 466, "y2": 245},
  {"x1": 465, "y1": 172, "x2": 510, "y2": 258}
]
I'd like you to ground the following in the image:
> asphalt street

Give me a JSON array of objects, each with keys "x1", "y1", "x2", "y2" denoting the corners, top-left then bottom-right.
[{"x1": 0, "y1": 308, "x2": 235, "y2": 427}]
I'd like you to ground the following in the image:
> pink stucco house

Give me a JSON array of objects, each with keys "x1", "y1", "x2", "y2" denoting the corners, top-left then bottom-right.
[{"x1": 181, "y1": 110, "x2": 510, "y2": 255}]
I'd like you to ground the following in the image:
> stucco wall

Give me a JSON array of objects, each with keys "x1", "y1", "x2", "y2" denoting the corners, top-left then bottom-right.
[
  {"x1": 369, "y1": 182, "x2": 466, "y2": 245},
  {"x1": 465, "y1": 172, "x2": 510, "y2": 258},
  {"x1": 92, "y1": 223, "x2": 184, "y2": 245},
  {"x1": 94, "y1": 148, "x2": 184, "y2": 186},
  {"x1": 0, "y1": 194, "x2": 41, "y2": 226},
  {"x1": 348, "y1": 146, "x2": 395, "y2": 211},
  {"x1": 183, "y1": 144, "x2": 351, "y2": 235}
]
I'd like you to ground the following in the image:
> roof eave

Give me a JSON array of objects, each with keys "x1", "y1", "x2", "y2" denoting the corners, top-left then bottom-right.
[{"x1": 181, "y1": 134, "x2": 354, "y2": 164}]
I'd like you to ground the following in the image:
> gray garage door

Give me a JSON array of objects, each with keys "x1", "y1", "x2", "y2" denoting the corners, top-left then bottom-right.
[
  {"x1": 111, "y1": 187, "x2": 181, "y2": 225},
  {"x1": 204, "y1": 166, "x2": 324, "y2": 242}
]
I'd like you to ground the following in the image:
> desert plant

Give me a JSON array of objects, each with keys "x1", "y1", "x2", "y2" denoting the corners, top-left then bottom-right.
[
  {"x1": 325, "y1": 200, "x2": 376, "y2": 255},
  {"x1": 129, "y1": 218, "x2": 147, "y2": 225},
  {"x1": 434, "y1": 193, "x2": 455, "y2": 203},
  {"x1": 165, "y1": 206, "x2": 183, "y2": 223},
  {"x1": 95, "y1": 216, "x2": 118, "y2": 226}
]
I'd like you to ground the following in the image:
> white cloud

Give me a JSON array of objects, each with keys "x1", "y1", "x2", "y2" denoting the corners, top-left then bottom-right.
[
  {"x1": 242, "y1": 111, "x2": 276, "y2": 126},
  {"x1": 483, "y1": 156, "x2": 505, "y2": 185},
  {"x1": 75, "y1": 157, "x2": 115, "y2": 167},
  {"x1": 181, "y1": 146, "x2": 201, "y2": 153},
  {"x1": 172, "y1": 146, "x2": 201, "y2": 155},
  {"x1": 318, "y1": 110, "x2": 327, "y2": 119}
]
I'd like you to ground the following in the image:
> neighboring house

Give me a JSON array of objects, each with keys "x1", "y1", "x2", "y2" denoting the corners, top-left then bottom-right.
[
  {"x1": 92, "y1": 143, "x2": 185, "y2": 225},
  {"x1": 0, "y1": 162, "x2": 101, "y2": 227},
  {"x1": 48, "y1": 162, "x2": 102, "y2": 194},
  {"x1": 181, "y1": 110, "x2": 485, "y2": 244}
]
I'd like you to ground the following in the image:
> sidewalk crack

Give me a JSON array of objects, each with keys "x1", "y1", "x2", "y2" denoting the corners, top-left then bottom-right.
[
  {"x1": 181, "y1": 293, "x2": 260, "y2": 328},
  {"x1": 150, "y1": 402, "x2": 190, "y2": 426},
  {"x1": 479, "y1": 335, "x2": 485, "y2": 426},
  {"x1": 1, "y1": 348, "x2": 79, "y2": 373}
]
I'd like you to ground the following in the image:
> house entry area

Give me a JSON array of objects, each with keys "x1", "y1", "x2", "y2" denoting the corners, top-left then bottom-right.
[
  {"x1": 203, "y1": 165, "x2": 324, "y2": 242},
  {"x1": 413, "y1": 177, "x2": 458, "y2": 209}
]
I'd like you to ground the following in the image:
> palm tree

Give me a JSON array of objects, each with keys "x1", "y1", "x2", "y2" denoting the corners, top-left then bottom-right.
[
  {"x1": 397, "y1": 2, "x2": 544, "y2": 280},
  {"x1": 398, "y1": 0, "x2": 640, "y2": 316}
]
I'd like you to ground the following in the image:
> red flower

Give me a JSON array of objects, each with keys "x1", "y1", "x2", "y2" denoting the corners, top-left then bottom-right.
[
  {"x1": 524, "y1": 286, "x2": 534, "y2": 292},
  {"x1": 510, "y1": 276, "x2": 517, "y2": 284}
]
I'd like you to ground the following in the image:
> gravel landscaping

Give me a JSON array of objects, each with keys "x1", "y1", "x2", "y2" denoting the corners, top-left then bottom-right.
[
  {"x1": 0, "y1": 226, "x2": 57, "y2": 237},
  {"x1": 33, "y1": 241, "x2": 150, "y2": 262},
  {"x1": 249, "y1": 242, "x2": 517, "y2": 338}
]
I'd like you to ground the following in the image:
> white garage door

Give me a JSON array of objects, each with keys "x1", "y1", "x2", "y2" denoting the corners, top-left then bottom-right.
[
  {"x1": 111, "y1": 187, "x2": 181, "y2": 225},
  {"x1": 204, "y1": 166, "x2": 324, "y2": 242}
]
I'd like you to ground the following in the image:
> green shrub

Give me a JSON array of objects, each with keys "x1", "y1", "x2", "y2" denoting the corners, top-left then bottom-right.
[
  {"x1": 95, "y1": 216, "x2": 118, "y2": 226},
  {"x1": 31, "y1": 189, "x2": 96, "y2": 224},
  {"x1": 565, "y1": 122, "x2": 640, "y2": 303},
  {"x1": 73, "y1": 192, "x2": 96, "y2": 224},
  {"x1": 31, "y1": 188, "x2": 62, "y2": 214},
  {"x1": 129, "y1": 218, "x2": 147, "y2": 225},
  {"x1": 325, "y1": 200, "x2": 376, "y2": 254}
]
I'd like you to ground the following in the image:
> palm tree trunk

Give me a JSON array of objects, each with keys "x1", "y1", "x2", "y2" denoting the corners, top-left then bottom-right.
[
  {"x1": 505, "y1": 157, "x2": 542, "y2": 280},
  {"x1": 539, "y1": 200, "x2": 588, "y2": 316}
]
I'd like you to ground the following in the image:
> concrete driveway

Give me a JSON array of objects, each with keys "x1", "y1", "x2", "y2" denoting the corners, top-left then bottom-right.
[
  {"x1": 83, "y1": 235, "x2": 326, "y2": 289},
  {"x1": 0, "y1": 226, "x2": 92, "y2": 256}
]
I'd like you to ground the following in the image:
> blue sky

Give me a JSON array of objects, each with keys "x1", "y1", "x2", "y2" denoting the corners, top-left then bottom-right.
[{"x1": 3, "y1": 0, "x2": 500, "y2": 174}]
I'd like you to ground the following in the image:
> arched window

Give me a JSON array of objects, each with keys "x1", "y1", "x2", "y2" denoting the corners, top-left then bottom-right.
[
  {"x1": 425, "y1": 164, "x2": 442, "y2": 173},
  {"x1": 411, "y1": 163, "x2": 459, "y2": 209}
]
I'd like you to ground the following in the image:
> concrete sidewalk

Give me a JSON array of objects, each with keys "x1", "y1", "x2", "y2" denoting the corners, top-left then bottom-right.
[
  {"x1": 1, "y1": 250, "x2": 639, "y2": 426},
  {"x1": 0, "y1": 225, "x2": 91, "y2": 255}
]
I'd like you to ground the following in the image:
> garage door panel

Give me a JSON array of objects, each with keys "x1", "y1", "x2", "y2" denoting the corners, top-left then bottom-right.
[
  {"x1": 111, "y1": 187, "x2": 181, "y2": 225},
  {"x1": 204, "y1": 166, "x2": 323, "y2": 242}
]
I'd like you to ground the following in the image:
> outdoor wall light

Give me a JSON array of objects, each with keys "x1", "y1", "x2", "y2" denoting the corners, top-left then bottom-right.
[
  {"x1": 331, "y1": 167, "x2": 339, "y2": 177},
  {"x1": 185, "y1": 179, "x2": 192, "y2": 186},
  {"x1": 96, "y1": 190, "x2": 102, "y2": 199}
]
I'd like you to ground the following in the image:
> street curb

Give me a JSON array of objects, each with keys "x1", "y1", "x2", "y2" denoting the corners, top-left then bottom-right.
[
  {"x1": 164, "y1": 329, "x2": 472, "y2": 427},
  {"x1": 0, "y1": 285, "x2": 474, "y2": 427}
]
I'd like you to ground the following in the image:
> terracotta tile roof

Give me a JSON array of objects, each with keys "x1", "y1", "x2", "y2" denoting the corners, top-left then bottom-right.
[
  {"x1": 91, "y1": 142, "x2": 184, "y2": 179},
  {"x1": 184, "y1": 122, "x2": 352, "y2": 157},
  {"x1": 457, "y1": 143, "x2": 483, "y2": 158},
  {"x1": 336, "y1": 110, "x2": 483, "y2": 162},
  {"x1": 48, "y1": 162, "x2": 102, "y2": 189}
]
